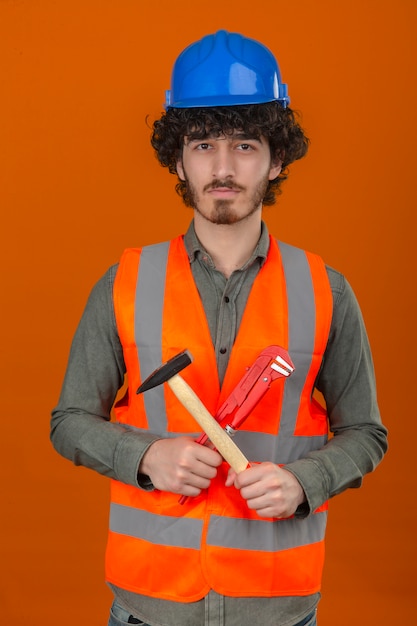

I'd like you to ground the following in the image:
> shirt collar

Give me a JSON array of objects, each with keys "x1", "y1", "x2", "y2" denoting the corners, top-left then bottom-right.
[{"x1": 183, "y1": 220, "x2": 270, "y2": 270}]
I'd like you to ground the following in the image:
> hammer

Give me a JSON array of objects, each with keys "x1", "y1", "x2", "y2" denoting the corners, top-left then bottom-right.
[{"x1": 136, "y1": 350, "x2": 249, "y2": 473}]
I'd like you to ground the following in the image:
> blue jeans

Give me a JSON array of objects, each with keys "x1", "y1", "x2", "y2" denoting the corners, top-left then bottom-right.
[
  {"x1": 108, "y1": 601, "x2": 148, "y2": 625},
  {"x1": 108, "y1": 601, "x2": 317, "y2": 626},
  {"x1": 298, "y1": 610, "x2": 317, "y2": 626}
]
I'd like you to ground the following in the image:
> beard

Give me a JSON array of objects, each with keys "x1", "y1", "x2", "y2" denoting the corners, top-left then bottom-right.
[{"x1": 182, "y1": 175, "x2": 270, "y2": 225}]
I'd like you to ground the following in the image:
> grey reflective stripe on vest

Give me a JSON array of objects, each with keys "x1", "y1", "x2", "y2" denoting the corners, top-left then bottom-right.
[
  {"x1": 109, "y1": 503, "x2": 327, "y2": 551},
  {"x1": 110, "y1": 503, "x2": 203, "y2": 549},
  {"x1": 233, "y1": 430, "x2": 327, "y2": 464},
  {"x1": 206, "y1": 511, "x2": 327, "y2": 551},
  {"x1": 278, "y1": 241, "x2": 315, "y2": 431},
  {"x1": 134, "y1": 242, "x2": 170, "y2": 434},
  {"x1": 274, "y1": 241, "x2": 327, "y2": 462},
  {"x1": 233, "y1": 241, "x2": 327, "y2": 463}
]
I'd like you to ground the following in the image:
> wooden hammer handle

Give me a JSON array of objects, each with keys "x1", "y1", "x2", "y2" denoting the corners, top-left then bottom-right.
[{"x1": 168, "y1": 374, "x2": 249, "y2": 473}]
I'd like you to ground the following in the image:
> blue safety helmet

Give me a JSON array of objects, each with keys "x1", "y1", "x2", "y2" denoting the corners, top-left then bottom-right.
[{"x1": 165, "y1": 30, "x2": 290, "y2": 109}]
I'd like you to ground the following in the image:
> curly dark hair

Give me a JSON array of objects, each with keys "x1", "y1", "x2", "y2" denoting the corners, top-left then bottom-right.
[{"x1": 150, "y1": 103, "x2": 309, "y2": 206}]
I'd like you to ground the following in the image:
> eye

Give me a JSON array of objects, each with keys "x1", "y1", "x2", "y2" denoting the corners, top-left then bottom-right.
[
  {"x1": 195, "y1": 142, "x2": 211, "y2": 150},
  {"x1": 236, "y1": 143, "x2": 255, "y2": 151}
]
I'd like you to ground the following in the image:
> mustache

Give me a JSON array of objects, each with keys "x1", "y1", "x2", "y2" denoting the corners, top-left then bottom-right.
[{"x1": 203, "y1": 179, "x2": 245, "y2": 192}]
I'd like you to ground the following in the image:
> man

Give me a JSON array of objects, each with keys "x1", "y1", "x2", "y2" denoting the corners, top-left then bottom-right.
[{"x1": 51, "y1": 30, "x2": 387, "y2": 626}]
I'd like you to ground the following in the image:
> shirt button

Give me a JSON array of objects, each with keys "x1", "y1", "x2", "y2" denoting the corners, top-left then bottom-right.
[
  {"x1": 224, "y1": 296, "x2": 230, "y2": 303},
  {"x1": 219, "y1": 347, "x2": 227, "y2": 354}
]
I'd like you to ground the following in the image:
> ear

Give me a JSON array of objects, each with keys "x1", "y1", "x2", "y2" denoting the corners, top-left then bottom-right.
[
  {"x1": 176, "y1": 158, "x2": 185, "y2": 181},
  {"x1": 268, "y1": 159, "x2": 282, "y2": 181}
]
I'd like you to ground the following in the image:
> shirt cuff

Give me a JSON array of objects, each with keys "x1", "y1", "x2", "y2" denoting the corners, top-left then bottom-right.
[
  {"x1": 113, "y1": 430, "x2": 161, "y2": 488},
  {"x1": 284, "y1": 458, "x2": 330, "y2": 516}
]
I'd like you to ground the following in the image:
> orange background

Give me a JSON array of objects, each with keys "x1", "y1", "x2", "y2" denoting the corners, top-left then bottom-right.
[{"x1": 1, "y1": 1, "x2": 416, "y2": 624}]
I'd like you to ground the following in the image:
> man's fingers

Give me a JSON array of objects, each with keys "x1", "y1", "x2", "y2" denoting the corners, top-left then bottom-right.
[
  {"x1": 140, "y1": 436, "x2": 223, "y2": 495},
  {"x1": 194, "y1": 443, "x2": 223, "y2": 468},
  {"x1": 227, "y1": 462, "x2": 306, "y2": 518},
  {"x1": 225, "y1": 468, "x2": 237, "y2": 487}
]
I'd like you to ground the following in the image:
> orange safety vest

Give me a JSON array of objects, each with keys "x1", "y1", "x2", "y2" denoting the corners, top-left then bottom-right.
[{"x1": 106, "y1": 235, "x2": 333, "y2": 602}]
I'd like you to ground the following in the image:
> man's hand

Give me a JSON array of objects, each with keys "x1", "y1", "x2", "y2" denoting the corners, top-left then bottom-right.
[
  {"x1": 139, "y1": 437, "x2": 223, "y2": 496},
  {"x1": 225, "y1": 462, "x2": 306, "y2": 518}
]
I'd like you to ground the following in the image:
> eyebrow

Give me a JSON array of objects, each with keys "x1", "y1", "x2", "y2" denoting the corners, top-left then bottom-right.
[
  {"x1": 231, "y1": 133, "x2": 262, "y2": 142},
  {"x1": 186, "y1": 133, "x2": 263, "y2": 144}
]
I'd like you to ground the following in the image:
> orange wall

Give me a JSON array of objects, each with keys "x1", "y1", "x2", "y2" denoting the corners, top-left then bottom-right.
[{"x1": 1, "y1": 1, "x2": 415, "y2": 624}]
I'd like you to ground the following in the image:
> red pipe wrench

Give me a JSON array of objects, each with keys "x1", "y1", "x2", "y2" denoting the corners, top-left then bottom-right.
[{"x1": 179, "y1": 345, "x2": 295, "y2": 504}]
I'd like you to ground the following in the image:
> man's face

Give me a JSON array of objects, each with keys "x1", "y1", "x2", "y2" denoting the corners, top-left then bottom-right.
[{"x1": 176, "y1": 132, "x2": 282, "y2": 225}]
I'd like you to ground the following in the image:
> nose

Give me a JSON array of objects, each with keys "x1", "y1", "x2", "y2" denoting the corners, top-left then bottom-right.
[{"x1": 212, "y1": 144, "x2": 235, "y2": 179}]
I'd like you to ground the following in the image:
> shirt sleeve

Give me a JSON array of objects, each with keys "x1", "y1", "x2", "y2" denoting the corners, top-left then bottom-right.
[
  {"x1": 285, "y1": 267, "x2": 388, "y2": 516},
  {"x1": 50, "y1": 265, "x2": 160, "y2": 487}
]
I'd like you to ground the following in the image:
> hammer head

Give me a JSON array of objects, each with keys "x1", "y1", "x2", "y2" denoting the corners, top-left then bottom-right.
[{"x1": 136, "y1": 350, "x2": 193, "y2": 394}]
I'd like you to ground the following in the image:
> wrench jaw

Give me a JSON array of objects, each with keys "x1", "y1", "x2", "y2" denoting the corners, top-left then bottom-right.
[{"x1": 271, "y1": 354, "x2": 295, "y2": 377}]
